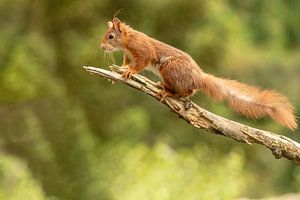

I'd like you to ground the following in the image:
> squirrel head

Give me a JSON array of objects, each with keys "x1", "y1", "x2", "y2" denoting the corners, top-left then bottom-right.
[{"x1": 101, "y1": 18, "x2": 128, "y2": 52}]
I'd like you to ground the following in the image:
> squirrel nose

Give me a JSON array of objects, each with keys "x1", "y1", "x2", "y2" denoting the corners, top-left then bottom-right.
[{"x1": 101, "y1": 43, "x2": 106, "y2": 50}]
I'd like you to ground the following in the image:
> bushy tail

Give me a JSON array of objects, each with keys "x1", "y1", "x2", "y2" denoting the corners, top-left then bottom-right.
[{"x1": 199, "y1": 73, "x2": 297, "y2": 130}]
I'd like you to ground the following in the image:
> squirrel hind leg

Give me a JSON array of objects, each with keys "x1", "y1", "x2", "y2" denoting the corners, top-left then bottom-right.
[
  {"x1": 160, "y1": 59, "x2": 200, "y2": 98},
  {"x1": 156, "y1": 81, "x2": 194, "y2": 111}
]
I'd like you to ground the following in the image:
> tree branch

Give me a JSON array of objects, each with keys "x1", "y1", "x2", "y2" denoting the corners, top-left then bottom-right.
[{"x1": 83, "y1": 65, "x2": 300, "y2": 165}]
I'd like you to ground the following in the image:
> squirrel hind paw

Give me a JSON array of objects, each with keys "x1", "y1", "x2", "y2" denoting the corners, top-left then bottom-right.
[{"x1": 156, "y1": 90, "x2": 174, "y2": 102}]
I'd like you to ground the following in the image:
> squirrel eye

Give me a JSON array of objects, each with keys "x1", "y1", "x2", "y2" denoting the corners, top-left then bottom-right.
[{"x1": 108, "y1": 33, "x2": 115, "y2": 40}]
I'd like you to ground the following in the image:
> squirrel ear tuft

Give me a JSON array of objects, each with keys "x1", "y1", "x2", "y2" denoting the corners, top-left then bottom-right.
[
  {"x1": 107, "y1": 21, "x2": 113, "y2": 29},
  {"x1": 113, "y1": 18, "x2": 122, "y2": 32}
]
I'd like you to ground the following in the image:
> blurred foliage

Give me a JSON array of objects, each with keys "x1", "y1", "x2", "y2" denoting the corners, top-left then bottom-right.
[{"x1": 0, "y1": 0, "x2": 299, "y2": 199}]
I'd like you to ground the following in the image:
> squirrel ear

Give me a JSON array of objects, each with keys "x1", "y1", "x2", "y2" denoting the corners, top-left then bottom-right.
[
  {"x1": 113, "y1": 18, "x2": 122, "y2": 32},
  {"x1": 107, "y1": 21, "x2": 113, "y2": 29}
]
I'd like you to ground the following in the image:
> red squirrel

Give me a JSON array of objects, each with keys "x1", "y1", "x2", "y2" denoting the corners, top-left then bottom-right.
[{"x1": 101, "y1": 18, "x2": 297, "y2": 130}]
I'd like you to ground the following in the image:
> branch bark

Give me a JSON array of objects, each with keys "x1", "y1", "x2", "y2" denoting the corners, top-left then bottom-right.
[{"x1": 83, "y1": 65, "x2": 300, "y2": 165}]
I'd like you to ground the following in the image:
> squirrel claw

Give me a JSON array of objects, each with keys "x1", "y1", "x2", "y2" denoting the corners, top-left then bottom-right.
[
  {"x1": 159, "y1": 93, "x2": 168, "y2": 102},
  {"x1": 122, "y1": 68, "x2": 136, "y2": 80},
  {"x1": 156, "y1": 90, "x2": 172, "y2": 102},
  {"x1": 155, "y1": 82, "x2": 173, "y2": 102}
]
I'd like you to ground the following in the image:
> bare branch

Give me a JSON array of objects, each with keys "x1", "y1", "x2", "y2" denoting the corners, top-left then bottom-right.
[{"x1": 83, "y1": 65, "x2": 300, "y2": 165}]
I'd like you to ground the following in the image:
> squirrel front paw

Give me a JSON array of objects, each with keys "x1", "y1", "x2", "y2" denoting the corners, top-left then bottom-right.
[{"x1": 122, "y1": 68, "x2": 137, "y2": 80}]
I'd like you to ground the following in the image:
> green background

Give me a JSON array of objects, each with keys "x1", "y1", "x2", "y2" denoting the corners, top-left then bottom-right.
[{"x1": 0, "y1": 0, "x2": 300, "y2": 199}]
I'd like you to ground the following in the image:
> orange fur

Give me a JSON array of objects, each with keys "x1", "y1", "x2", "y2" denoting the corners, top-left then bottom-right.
[
  {"x1": 200, "y1": 73, "x2": 297, "y2": 130},
  {"x1": 101, "y1": 18, "x2": 298, "y2": 130}
]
